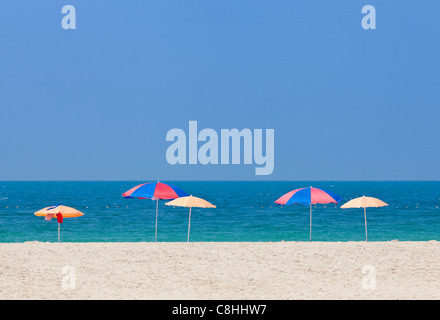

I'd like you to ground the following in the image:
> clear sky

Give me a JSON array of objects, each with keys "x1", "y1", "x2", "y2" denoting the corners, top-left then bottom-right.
[{"x1": 0, "y1": 1, "x2": 439, "y2": 180}]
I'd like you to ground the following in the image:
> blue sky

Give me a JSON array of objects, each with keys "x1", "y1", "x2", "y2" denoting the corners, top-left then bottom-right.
[{"x1": 0, "y1": 1, "x2": 439, "y2": 180}]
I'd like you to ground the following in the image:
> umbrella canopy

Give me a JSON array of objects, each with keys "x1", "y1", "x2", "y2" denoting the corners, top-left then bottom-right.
[
  {"x1": 166, "y1": 195, "x2": 216, "y2": 242},
  {"x1": 165, "y1": 195, "x2": 216, "y2": 208},
  {"x1": 341, "y1": 196, "x2": 388, "y2": 209},
  {"x1": 34, "y1": 205, "x2": 84, "y2": 242},
  {"x1": 123, "y1": 181, "x2": 188, "y2": 200},
  {"x1": 275, "y1": 187, "x2": 342, "y2": 206},
  {"x1": 122, "y1": 181, "x2": 189, "y2": 242},
  {"x1": 341, "y1": 196, "x2": 388, "y2": 241},
  {"x1": 35, "y1": 205, "x2": 84, "y2": 218},
  {"x1": 275, "y1": 187, "x2": 343, "y2": 241}
]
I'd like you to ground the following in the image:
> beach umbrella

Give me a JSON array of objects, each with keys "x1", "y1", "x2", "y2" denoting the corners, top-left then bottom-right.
[
  {"x1": 341, "y1": 196, "x2": 388, "y2": 241},
  {"x1": 123, "y1": 181, "x2": 188, "y2": 241},
  {"x1": 275, "y1": 186, "x2": 343, "y2": 241},
  {"x1": 165, "y1": 195, "x2": 216, "y2": 242},
  {"x1": 34, "y1": 205, "x2": 84, "y2": 242}
]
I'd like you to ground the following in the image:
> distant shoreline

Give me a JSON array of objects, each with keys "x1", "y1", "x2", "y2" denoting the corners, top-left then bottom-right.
[
  {"x1": 2, "y1": 180, "x2": 440, "y2": 182},
  {"x1": 7, "y1": 239, "x2": 439, "y2": 243}
]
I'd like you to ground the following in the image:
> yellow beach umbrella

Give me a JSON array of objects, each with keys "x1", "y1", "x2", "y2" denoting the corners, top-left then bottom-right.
[
  {"x1": 35, "y1": 205, "x2": 84, "y2": 242},
  {"x1": 165, "y1": 195, "x2": 216, "y2": 242},
  {"x1": 341, "y1": 196, "x2": 388, "y2": 241}
]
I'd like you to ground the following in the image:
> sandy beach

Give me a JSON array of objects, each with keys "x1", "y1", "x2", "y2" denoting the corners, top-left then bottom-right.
[{"x1": 1, "y1": 241, "x2": 439, "y2": 300}]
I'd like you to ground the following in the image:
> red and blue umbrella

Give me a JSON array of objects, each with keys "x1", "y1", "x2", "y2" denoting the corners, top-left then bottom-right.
[
  {"x1": 123, "y1": 181, "x2": 188, "y2": 200},
  {"x1": 123, "y1": 181, "x2": 189, "y2": 241},
  {"x1": 275, "y1": 186, "x2": 342, "y2": 241}
]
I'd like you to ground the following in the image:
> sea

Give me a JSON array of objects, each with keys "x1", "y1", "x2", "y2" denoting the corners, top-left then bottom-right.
[{"x1": 0, "y1": 181, "x2": 439, "y2": 243}]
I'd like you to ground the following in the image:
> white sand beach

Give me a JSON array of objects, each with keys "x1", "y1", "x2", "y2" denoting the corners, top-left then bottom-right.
[{"x1": 1, "y1": 241, "x2": 439, "y2": 300}]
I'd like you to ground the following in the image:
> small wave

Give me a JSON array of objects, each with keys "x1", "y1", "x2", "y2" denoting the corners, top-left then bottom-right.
[{"x1": 0, "y1": 197, "x2": 8, "y2": 201}]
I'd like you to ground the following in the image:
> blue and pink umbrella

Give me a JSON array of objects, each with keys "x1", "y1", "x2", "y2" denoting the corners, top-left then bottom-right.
[
  {"x1": 123, "y1": 181, "x2": 188, "y2": 241},
  {"x1": 275, "y1": 186, "x2": 342, "y2": 241}
]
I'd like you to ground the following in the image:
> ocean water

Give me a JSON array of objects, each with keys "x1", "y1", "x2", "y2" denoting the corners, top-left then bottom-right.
[{"x1": 0, "y1": 181, "x2": 439, "y2": 243}]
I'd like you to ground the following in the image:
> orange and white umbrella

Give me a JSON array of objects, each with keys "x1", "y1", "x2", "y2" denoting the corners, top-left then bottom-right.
[
  {"x1": 35, "y1": 205, "x2": 84, "y2": 242},
  {"x1": 341, "y1": 196, "x2": 388, "y2": 241},
  {"x1": 165, "y1": 195, "x2": 216, "y2": 242}
]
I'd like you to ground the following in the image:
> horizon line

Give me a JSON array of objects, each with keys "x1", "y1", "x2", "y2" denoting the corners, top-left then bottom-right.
[{"x1": 1, "y1": 179, "x2": 440, "y2": 182}]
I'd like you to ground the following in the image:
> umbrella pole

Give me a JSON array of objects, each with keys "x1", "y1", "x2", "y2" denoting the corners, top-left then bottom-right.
[
  {"x1": 364, "y1": 207, "x2": 368, "y2": 242},
  {"x1": 155, "y1": 199, "x2": 158, "y2": 242},
  {"x1": 58, "y1": 223, "x2": 60, "y2": 243},
  {"x1": 310, "y1": 203, "x2": 312, "y2": 242},
  {"x1": 187, "y1": 207, "x2": 192, "y2": 242}
]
